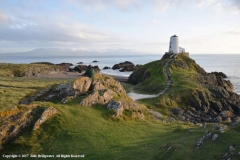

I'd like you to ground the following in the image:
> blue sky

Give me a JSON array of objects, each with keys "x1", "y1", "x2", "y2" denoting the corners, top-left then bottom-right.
[{"x1": 0, "y1": 0, "x2": 240, "y2": 54}]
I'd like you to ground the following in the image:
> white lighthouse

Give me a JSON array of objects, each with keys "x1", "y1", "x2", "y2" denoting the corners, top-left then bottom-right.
[
  {"x1": 169, "y1": 35, "x2": 179, "y2": 54},
  {"x1": 165, "y1": 35, "x2": 189, "y2": 57}
]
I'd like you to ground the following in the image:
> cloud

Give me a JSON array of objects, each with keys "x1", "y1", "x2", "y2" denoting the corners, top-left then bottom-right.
[
  {"x1": 226, "y1": 28, "x2": 240, "y2": 34},
  {"x1": 0, "y1": 11, "x2": 11, "y2": 26},
  {"x1": 197, "y1": 0, "x2": 218, "y2": 7},
  {"x1": 231, "y1": 0, "x2": 240, "y2": 9},
  {"x1": 0, "y1": 19, "x2": 118, "y2": 43},
  {"x1": 69, "y1": 0, "x2": 183, "y2": 13}
]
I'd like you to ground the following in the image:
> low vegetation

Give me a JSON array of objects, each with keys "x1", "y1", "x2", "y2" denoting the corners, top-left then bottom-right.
[
  {"x1": 0, "y1": 77, "x2": 72, "y2": 112},
  {"x1": 0, "y1": 63, "x2": 62, "y2": 77},
  {"x1": 1, "y1": 56, "x2": 240, "y2": 159}
]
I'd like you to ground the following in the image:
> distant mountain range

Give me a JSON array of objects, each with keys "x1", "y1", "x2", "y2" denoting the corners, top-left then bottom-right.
[{"x1": 0, "y1": 48, "x2": 146, "y2": 57}]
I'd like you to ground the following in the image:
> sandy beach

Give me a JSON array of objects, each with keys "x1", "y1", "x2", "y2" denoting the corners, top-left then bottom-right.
[{"x1": 25, "y1": 71, "x2": 128, "y2": 82}]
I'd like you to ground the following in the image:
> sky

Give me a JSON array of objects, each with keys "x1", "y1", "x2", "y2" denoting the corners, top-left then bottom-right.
[{"x1": 0, "y1": 0, "x2": 240, "y2": 54}]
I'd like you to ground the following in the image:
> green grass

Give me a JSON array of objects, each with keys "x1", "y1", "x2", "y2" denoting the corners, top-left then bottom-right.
[
  {"x1": 0, "y1": 63, "x2": 61, "y2": 77},
  {"x1": 130, "y1": 60, "x2": 167, "y2": 94},
  {"x1": 2, "y1": 101, "x2": 240, "y2": 160},
  {"x1": 1, "y1": 69, "x2": 240, "y2": 159},
  {"x1": 0, "y1": 77, "x2": 72, "y2": 112},
  {"x1": 135, "y1": 54, "x2": 210, "y2": 116}
]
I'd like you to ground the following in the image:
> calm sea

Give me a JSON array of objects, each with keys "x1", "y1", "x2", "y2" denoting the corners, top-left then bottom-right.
[{"x1": 0, "y1": 54, "x2": 239, "y2": 94}]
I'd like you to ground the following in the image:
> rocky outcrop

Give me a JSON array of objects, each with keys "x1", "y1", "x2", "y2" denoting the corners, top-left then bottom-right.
[
  {"x1": 73, "y1": 77, "x2": 92, "y2": 96},
  {"x1": 72, "y1": 65, "x2": 87, "y2": 73},
  {"x1": 71, "y1": 65, "x2": 100, "y2": 73},
  {"x1": 211, "y1": 71, "x2": 227, "y2": 78},
  {"x1": 93, "y1": 65, "x2": 101, "y2": 72},
  {"x1": 103, "y1": 66, "x2": 111, "y2": 70},
  {"x1": 112, "y1": 61, "x2": 138, "y2": 72},
  {"x1": 31, "y1": 62, "x2": 54, "y2": 65},
  {"x1": 127, "y1": 70, "x2": 150, "y2": 85},
  {"x1": 80, "y1": 74, "x2": 126, "y2": 106},
  {"x1": 33, "y1": 107, "x2": 60, "y2": 130},
  {"x1": 0, "y1": 104, "x2": 44, "y2": 149},
  {"x1": 128, "y1": 54, "x2": 240, "y2": 123},
  {"x1": 19, "y1": 77, "x2": 92, "y2": 104}
]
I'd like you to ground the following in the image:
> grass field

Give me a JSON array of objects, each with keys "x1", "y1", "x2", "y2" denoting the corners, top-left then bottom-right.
[
  {"x1": 2, "y1": 101, "x2": 240, "y2": 160},
  {"x1": 0, "y1": 77, "x2": 72, "y2": 112},
  {"x1": 1, "y1": 76, "x2": 240, "y2": 159}
]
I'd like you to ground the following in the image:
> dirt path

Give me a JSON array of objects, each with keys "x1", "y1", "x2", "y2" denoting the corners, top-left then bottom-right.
[{"x1": 128, "y1": 59, "x2": 173, "y2": 101}]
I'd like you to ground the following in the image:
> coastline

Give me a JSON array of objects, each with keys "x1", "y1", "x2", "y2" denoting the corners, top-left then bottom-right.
[{"x1": 23, "y1": 71, "x2": 129, "y2": 82}]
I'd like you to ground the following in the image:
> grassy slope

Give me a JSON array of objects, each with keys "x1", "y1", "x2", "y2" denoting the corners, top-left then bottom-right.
[
  {"x1": 133, "y1": 60, "x2": 167, "y2": 94},
  {"x1": 1, "y1": 72, "x2": 240, "y2": 159},
  {"x1": 137, "y1": 55, "x2": 208, "y2": 116},
  {"x1": 0, "y1": 63, "x2": 61, "y2": 77},
  {"x1": 0, "y1": 77, "x2": 72, "y2": 112},
  {"x1": 2, "y1": 101, "x2": 240, "y2": 160}
]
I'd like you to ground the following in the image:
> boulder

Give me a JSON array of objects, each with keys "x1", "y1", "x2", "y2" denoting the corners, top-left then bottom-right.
[
  {"x1": 80, "y1": 89, "x2": 116, "y2": 106},
  {"x1": 73, "y1": 65, "x2": 87, "y2": 73},
  {"x1": 73, "y1": 77, "x2": 92, "y2": 96},
  {"x1": 119, "y1": 65, "x2": 135, "y2": 72},
  {"x1": 93, "y1": 65, "x2": 101, "y2": 72},
  {"x1": 219, "y1": 110, "x2": 233, "y2": 118},
  {"x1": 103, "y1": 66, "x2": 111, "y2": 70},
  {"x1": 19, "y1": 87, "x2": 52, "y2": 104},
  {"x1": 231, "y1": 116, "x2": 240, "y2": 126},
  {"x1": 33, "y1": 107, "x2": 60, "y2": 130},
  {"x1": 56, "y1": 63, "x2": 73, "y2": 67},
  {"x1": 31, "y1": 62, "x2": 54, "y2": 65},
  {"x1": 211, "y1": 72, "x2": 227, "y2": 78},
  {"x1": 0, "y1": 104, "x2": 44, "y2": 149},
  {"x1": 148, "y1": 109, "x2": 162, "y2": 118},
  {"x1": 112, "y1": 64, "x2": 121, "y2": 70},
  {"x1": 112, "y1": 61, "x2": 135, "y2": 71},
  {"x1": 171, "y1": 108, "x2": 183, "y2": 116},
  {"x1": 79, "y1": 74, "x2": 138, "y2": 117},
  {"x1": 93, "y1": 60, "x2": 99, "y2": 63},
  {"x1": 107, "y1": 100, "x2": 124, "y2": 117}
]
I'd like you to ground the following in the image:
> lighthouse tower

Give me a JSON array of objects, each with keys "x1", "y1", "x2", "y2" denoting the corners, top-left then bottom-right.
[
  {"x1": 169, "y1": 35, "x2": 179, "y2": 54},
  {"x1": 164, "y1": 35, "x2": 189, "y2": 58}
]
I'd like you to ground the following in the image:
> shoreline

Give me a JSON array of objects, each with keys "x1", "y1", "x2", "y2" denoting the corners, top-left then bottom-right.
[{"x1": 22, "y1": 71, "x2": 129, "y2": 82}]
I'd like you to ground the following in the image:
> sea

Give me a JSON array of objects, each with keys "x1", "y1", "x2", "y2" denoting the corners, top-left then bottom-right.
[{"x1": 0, "y1": 54, "x2": 239, "y2": 94}]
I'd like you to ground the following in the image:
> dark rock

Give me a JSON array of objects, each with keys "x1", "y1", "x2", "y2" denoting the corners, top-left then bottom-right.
[
  {"x1": 93, "y1": 60, "x2": 99, "y2": 63},
  {"x1": 171, "y1": 108, "x2": 183, "y2": 116},
  {"x1": 31, "y1": 62, "x2": 54, "y2": 65},
  {"x1": 231, "y1": 116, "x2": 240, "y2": 126},
  {"x1": 112, "y1": 64, "x2": 121, "y2": 70},
  {"x1": 211, "y1": 71, "x2": 227, "y2": 78},
  {"x1": 119, "y1": 65, "x2": 135, "y2": 72},
  {"x1": 103, "y1": 66, "x2": 111, "y2": 70},
  {"x1": 77, "y1": 62, "x2": 83, "y2": 64},
  {"x1": 127, "y1": 70, "x2": 150, "y2": 85},
  {"x1": 56, "y1": 63, "x2": 73, "y2": 67},
  {"x1": 73, "y1": 65, "x2": 87, "y2": 73},
  {"x1": 112, "y1": 61, "x2": 135, "y2": 71},
  {"x1": 93, "y1": 65, "x2": 101, "y2": 72}
]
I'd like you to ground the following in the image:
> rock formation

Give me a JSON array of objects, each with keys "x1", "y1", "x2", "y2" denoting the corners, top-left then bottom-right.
[
  {"x1": 128, "y1": 54, "x2": 240, "y2": 123},
  {"x1": 33, "y1": 107, "x2": 60, "y2": 130},
  {"x1": 112, "y1": 61, "x2": 141, "y2": 72},
  {"x1": 19, "y1": 74, "x2": 139, "y2": 117},
  {"x1": 0, "y1": 104, "x2": 59, "y2": 150}
]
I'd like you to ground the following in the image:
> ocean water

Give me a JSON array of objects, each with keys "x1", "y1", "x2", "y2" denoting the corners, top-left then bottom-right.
[{"x1": 0, "y1": 54, "x2": 239, "y2": 94}]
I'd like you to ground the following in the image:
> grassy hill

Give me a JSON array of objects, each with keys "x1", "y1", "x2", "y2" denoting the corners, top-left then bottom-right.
[
  {"x1": 1, "y1": 55, "x2": 240, "y2": 159},
  {"x1": 3, "y1": 100, "x2": 240, "y2": 160}
]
